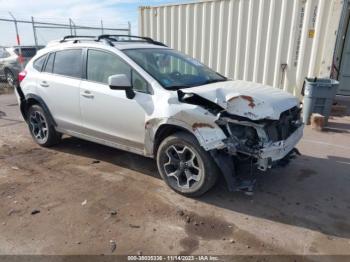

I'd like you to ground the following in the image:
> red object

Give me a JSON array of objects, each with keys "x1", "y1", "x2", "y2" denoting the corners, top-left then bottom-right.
[
  {"x1": 16, "y1": 34, "x2": 21, "y2": 45},
  {"x1": 17, "y1": 55, "x2": 24, "y2": 64},
  {"x1": 18, "y1": 70, "x2": 27, "y2": 83},
  {"x1": 16, "y1": 34, "x2": 24, "y2": 65}
]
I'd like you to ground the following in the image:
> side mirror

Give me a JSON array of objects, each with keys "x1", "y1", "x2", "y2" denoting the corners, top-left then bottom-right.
[{"x1": 108, "y1": 74, "x2": 135, "y2": 99}]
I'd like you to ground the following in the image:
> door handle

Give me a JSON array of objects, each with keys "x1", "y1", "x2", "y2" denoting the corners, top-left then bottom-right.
[
  {"x1": 40, "y1": 81, "x2": 49, "y2": 87},
  {"x1": 81, "y1": 90, "x2": 94, "y2": 99}
]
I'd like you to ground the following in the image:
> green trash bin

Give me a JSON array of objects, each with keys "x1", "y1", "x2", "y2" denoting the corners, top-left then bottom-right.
[{"x1": 302, "y1": 78, "x2": 339, "y2": 125}]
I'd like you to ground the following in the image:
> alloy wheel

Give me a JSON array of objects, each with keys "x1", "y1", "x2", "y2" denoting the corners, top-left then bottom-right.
[
  {"x1": 163, "y1": 144, "x2": 203, "y2": 189},
  {"x1": 29, "y1": 110, "x2": 49, "y2": 143},
  {"x1": 6, "y1": 72, "x2": 15, "y2": 87}
]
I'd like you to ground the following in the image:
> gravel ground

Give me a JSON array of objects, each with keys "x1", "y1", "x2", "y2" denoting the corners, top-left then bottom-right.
[
  {"x1": 0, "y1": 80, "x2": 11, "y2": 91},
  {"x1": 0, "y1": 91, "x2": 350, "y2": 258}
]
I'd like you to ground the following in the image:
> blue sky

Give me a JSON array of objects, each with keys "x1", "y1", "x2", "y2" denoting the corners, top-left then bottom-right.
[{"x1": 0, "y1": 0, "x2": 191, "y2": 45}]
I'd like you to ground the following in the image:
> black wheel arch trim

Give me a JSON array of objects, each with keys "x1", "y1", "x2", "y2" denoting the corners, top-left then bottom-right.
[{"x1": 20, "y1": 94, "x2": 57, "y2": 126}]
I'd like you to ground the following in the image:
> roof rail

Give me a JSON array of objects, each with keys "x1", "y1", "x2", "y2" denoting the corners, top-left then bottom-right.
[
  {"x1": 97, "y1": 35, "x2": 167, "y2": 47},
  {"x1": 59, "y1": 35, "x2": 96, "y2": 43},
  {"x1": 57, "y1": 34, "x2": 167, "y2": 47}
]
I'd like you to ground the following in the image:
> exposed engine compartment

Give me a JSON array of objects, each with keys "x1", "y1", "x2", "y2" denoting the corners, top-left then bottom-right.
[
  {"x1": 217, "y1": 106, "x2": 303, "y2": 162},
  {"x1": 264, "y1": 106, "x2": 302, "y2": 142}
]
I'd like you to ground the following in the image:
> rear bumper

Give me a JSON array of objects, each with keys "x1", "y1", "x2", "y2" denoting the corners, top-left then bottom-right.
[{"x1": 256, "y1": 125, "x2": 304, "y2": 170}]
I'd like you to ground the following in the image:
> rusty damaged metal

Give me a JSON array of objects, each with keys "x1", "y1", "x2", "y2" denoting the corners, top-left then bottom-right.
[
  {"x1": 227, "y1": 95, "x2": 256, "y2": 108},
  {"x1": 240, "y1": 95, "x2": 256, "y2": 108}
]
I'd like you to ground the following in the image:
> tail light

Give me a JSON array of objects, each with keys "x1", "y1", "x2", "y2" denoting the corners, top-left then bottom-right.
[{"x1": 18, "y1": 70, "x2": 27, "y2": 83}]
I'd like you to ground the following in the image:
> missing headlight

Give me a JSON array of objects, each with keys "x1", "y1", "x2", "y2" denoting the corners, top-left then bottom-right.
[{"x1": 228, "y1": 123, "x2": 259, "y2": 147}]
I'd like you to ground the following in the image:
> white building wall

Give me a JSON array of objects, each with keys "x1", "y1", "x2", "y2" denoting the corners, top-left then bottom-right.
[{"x1": 139, "y1": 0, "x2": 343, "y2": 96}]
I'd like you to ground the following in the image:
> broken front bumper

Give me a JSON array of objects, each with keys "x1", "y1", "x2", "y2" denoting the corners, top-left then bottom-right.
[{"x1": 256, "y1": 125, "x2": 304, "y2": 171}]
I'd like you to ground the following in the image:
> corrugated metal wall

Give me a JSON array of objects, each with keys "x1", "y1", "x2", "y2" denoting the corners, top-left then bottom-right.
[{"x1": 139, "y1": 0, "x2": 343, "y2": 96}]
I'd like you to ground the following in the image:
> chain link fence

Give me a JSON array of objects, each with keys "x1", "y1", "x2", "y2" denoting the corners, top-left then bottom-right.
[
  {"x1": 1, "y1": 16, "x2": 131, "y2": 46},
  {"x1": 0, "y1": 14, "x2": 130, "y2": 92}
]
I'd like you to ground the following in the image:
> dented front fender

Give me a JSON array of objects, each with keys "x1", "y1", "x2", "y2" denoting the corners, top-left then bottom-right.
[{"x1": 144, "y1": 107, "x2": 227, "y2": 157}]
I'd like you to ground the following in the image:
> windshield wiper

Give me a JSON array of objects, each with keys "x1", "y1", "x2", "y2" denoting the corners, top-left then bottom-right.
[
  {"x1": 166, "y1": 79, "x2": 228, "y2": 90},
  {"x1": 204, "y1": 79, "x2": 228, "y2": 85},
  {"x1": 166, "y1": 85, "x2": 192, "y2": 90}
]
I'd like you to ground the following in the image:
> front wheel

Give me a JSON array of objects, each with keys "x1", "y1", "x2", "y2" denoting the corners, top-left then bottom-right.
[
  {"x1": 156, "y1": 132, "x2": 219, "y2": 197},
  {"x1": 27, "y1": 104, "x2": 61, "y2": 147}
]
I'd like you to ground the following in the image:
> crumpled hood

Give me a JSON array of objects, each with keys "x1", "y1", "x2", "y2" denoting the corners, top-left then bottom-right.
[{"x1": 181, "y1": 80, "x2": 299, "y2": 120}]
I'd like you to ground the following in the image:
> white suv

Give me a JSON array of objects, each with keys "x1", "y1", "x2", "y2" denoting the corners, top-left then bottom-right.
[{"x1": 17, "y1": 35, "x2": 303, "y2": 197}]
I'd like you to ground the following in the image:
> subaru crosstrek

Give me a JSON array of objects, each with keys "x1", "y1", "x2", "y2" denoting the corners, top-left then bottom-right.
[{"x1": 16, "y1": 35, "x2": 303, "y2": 197}]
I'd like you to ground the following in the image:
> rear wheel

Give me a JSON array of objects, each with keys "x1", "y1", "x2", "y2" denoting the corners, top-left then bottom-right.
[
  {"x1": 27, "y1": 104, "x2": 61, "y2": 147},
  {"x1": 156, "y1": 132, "x2": 219, "y2": 197}
]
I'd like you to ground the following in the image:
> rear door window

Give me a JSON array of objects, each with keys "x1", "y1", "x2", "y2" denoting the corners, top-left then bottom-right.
[
  {"x1": 33, "y1": 54, "x2": 47, "y2": 71},
  {"x1": 53, "y1": 49, "x2": 82, "y2": 78}
]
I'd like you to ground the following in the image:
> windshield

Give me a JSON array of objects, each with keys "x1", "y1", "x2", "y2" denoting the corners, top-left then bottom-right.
[{"x1": 123, "y1": 48, "x2": 227, "y2": 90}]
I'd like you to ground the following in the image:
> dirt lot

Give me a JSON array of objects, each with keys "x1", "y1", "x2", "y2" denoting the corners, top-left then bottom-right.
[{"x1": 0, "y1": 91, "x2": 350, "y2": 257}]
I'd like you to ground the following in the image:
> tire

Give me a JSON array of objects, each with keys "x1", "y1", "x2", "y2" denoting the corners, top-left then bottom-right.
[
  {"x1": 27, "y1": 104, "x2": 61, "y2": 147},
  {"x1": 156, "y1": 132, "x2": 219, "y2": 197},
  {"x1": 5, "y1": 70, "x2": 17, "y2": 88}
]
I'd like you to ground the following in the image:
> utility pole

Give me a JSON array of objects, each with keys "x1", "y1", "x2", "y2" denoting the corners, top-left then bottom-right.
[
  {"x1": 101, "y1": 20, "x2": 104, "y2": 34},
  {"x1": 9, "y1": 12, "x2": 23, "y2": 70},
  {"x1": 71, "y1": 19, "x2": 77, "y2": 36},
  {"x1": 69, "y1": 18, "x2": 73, "y2": 36},
  {"x1": 31, "y1": 16, "x2": 38, "y2": 48}
]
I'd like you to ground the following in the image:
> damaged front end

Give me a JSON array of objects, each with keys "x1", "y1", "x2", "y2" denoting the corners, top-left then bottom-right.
[
  {"x1": 177, "y1": 81, "x2": 304, "y2": 192},
  {"x1": 217, "y1": 106, "x2": 303, "y2": 171},
  {"x1": 211, "y1": 108, "x2": 303, "y2": 193}
]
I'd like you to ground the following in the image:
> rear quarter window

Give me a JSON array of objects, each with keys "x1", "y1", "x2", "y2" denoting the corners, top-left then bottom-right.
[
  {"x1": 53, "y1": 49, "x2": 82, "y2": 78},
  {"x1": 33, "y1": 54, "x2": 48, "y2": 71}
]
